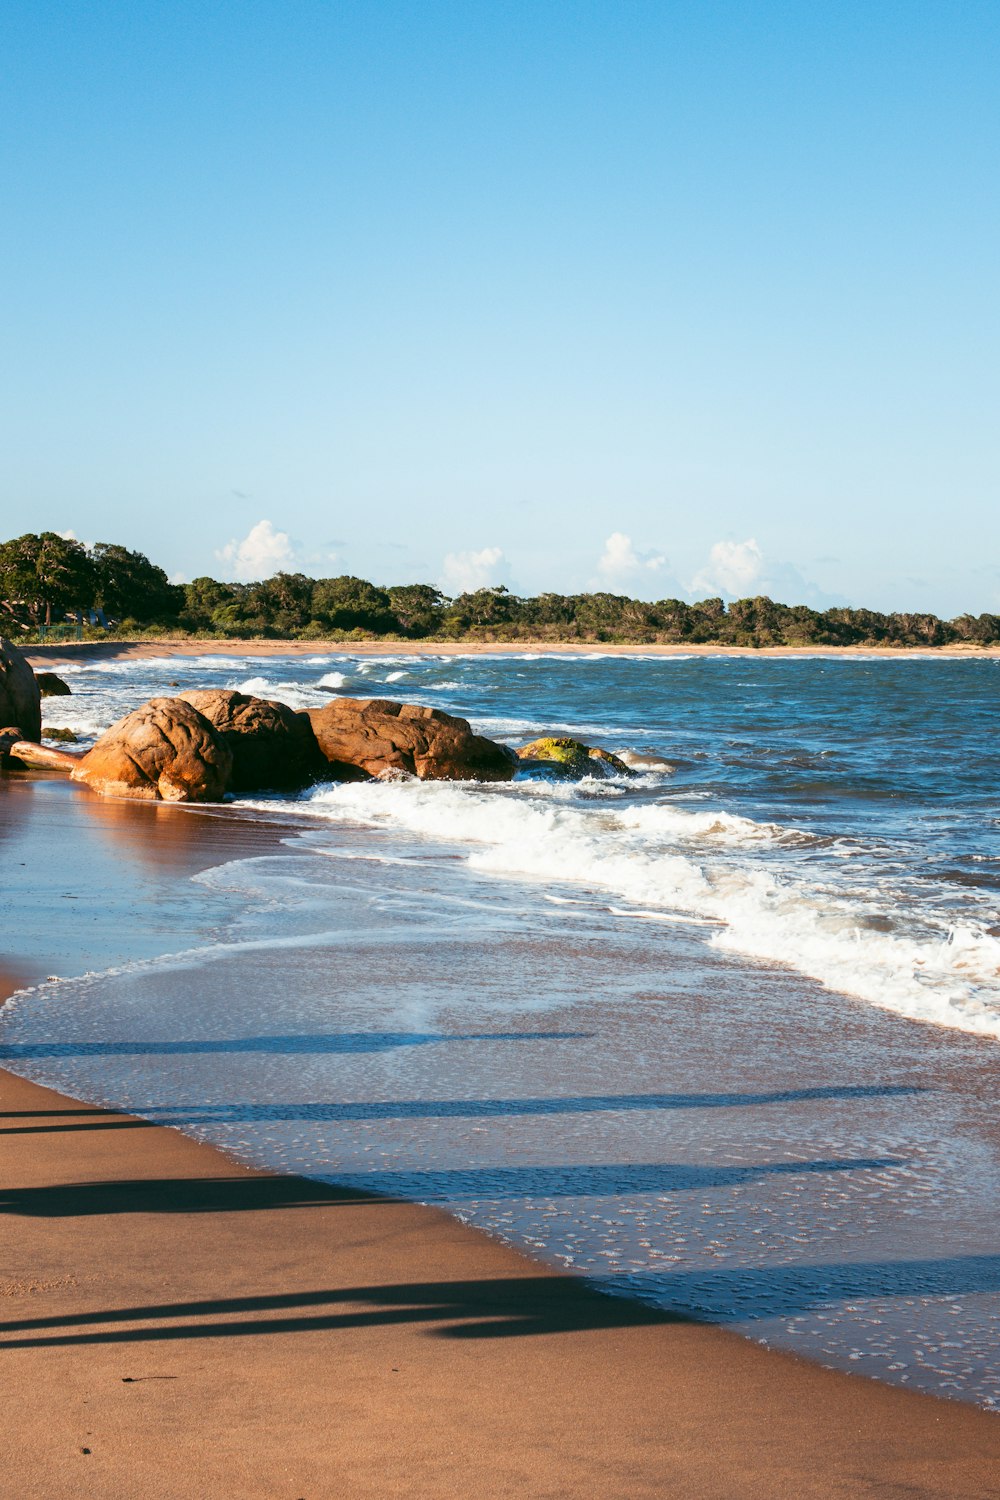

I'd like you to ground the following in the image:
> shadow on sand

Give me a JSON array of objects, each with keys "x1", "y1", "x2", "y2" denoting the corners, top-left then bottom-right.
[{"x1": 3, "y1": 1252, "x2": 1000, "y2": 1349}]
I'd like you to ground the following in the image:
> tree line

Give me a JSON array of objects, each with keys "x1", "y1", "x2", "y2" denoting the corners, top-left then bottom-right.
[{"x1": 1, "y1": 529, "x2": 997, "y2": 647}]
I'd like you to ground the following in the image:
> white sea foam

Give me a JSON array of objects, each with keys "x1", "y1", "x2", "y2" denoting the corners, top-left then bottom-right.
[
  {"x1": 285, "y1": 779, "x2": 1000, "y2": 1039},
  {"x1": 233, "y1": 676, "x2": 321, "y2": 709},
  {"x1": 39, "y1": 708, "x2": 110, "y2": 746},
  {"x1": 474, "y1": 714, "x2": 653, "y2": 743},
  {"x1": 318, "y1": 671, "x2": 347, "y2": 689}
]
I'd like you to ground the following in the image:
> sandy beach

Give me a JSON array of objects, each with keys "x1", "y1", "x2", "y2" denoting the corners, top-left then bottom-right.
[
  {"x1": 1, "y1": 773, "x2": 999, "y2": 1497},
  {"x1": 23, "y1": 636, "x2": 1000, "y2": 667},
  {"x1": 5, "y1": 1060, "x2": 1000, "y2": 1500}
]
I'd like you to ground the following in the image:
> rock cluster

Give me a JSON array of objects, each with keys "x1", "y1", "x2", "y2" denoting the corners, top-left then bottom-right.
[
  {"x1": 306, "y1": 698, "x2": 517, "y2": 782},
  {"x1": 3, "y1": 676, "x2": 632, "y2": 804}
]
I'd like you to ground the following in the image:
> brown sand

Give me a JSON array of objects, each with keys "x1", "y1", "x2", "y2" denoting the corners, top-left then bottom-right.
[
  {"x1": 24, "y1": 636, "x2": 1000, "y2": 667},
  {"x1": 2, "y1": 1064, "x2": 1000, "y2": 1500}
]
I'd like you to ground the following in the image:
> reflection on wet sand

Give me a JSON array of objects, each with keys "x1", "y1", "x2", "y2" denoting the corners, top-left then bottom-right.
[
  {"x1": 0, "y1": 772, "x2": 288, "y2": 986},
  {"x1": 1, "y1": 769, "x2": 286, "y2": 871}
]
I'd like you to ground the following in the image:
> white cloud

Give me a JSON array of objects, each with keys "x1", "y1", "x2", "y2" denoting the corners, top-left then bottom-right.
[
  {"x1": 690, "y1": 537, "x2": 766, "y2": 598},
  {"x1": 440, "y1": 545, "x2": 510, "y2": 595},
  {"x1": 169, "y1": 571, "x2": 188, "y2": 586},
  {"x1": 217, "y1": 519, "x2": 294, "y2": 581},
  {"x1": 597, "y1": 531, "x2": 667, "y2": 584},
  {"x1": 592, "y1": 532, "x2": 683, "y2": 599},
  {"x1": 690, "y1": 537, "x2": 844, "y2": 607}
]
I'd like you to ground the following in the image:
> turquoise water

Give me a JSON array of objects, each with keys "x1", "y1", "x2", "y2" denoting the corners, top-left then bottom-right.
[{"x1": 5, "y1": 651, "x2": 1000, "y2": 1406}]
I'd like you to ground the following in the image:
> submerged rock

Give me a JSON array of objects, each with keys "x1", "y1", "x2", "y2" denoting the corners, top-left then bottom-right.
[
  {"x1": 306, "y1": 698, "x2": 516, "y2": 782},
  {"x1": 0, "y1": 638, "x2": 41, "y2": 743},
  {"x1": 178, "y1": 688, "x2": 322, "y2": 792},
  {"x1": 35, "y1": 671, "x2": 72, "y2": 697},
  {"x1": 72, "y1": 697, "x2": 232, "y2": 802},
  {"x1": 516, "y1": 736, "x2": 634, "y2": 779}
]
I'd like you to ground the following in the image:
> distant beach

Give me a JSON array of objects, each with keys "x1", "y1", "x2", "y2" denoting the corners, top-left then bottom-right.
[{"x1": 24, "y1": 635, "x2": 1000, "y2": 668}]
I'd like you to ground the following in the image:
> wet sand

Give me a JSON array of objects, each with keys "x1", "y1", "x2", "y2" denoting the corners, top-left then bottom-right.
[
  {"x1": 25, "y1": 636, "x2": 1000, "y2": 667},
  {"x1": 2, "y1": 777, "x2": 1000, "y2": 1496}
]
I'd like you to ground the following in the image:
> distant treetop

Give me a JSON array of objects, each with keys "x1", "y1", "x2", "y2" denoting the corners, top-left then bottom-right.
[{"x1": 1, "y1": 531, "x2": 997, "y2": 647}]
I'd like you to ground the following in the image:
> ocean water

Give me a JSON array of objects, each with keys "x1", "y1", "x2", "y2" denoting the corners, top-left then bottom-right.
[{"x1": 7, "y1": 650, "x2": 1000, "y2": 1406}]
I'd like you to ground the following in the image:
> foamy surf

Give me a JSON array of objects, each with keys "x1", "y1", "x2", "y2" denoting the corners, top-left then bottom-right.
[
  {"x1": 275, "y1": 777, "x2": 1000, "y2": 1039},
  {"x1": 24, "y1": 649, "x2": 1000, "y2": 1045}
]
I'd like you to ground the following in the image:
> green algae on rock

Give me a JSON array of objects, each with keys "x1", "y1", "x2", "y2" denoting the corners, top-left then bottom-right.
[{"x1": 515, "y1": 736, "x2": 634, "y2": 779}]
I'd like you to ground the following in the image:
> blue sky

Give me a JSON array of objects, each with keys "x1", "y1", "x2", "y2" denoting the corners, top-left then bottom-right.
[{"x1": 2, "y1": 1, "x2": 998, "y2": 614}]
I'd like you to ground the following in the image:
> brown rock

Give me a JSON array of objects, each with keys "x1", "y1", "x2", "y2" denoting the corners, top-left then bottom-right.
[
  {"x1": 1, "y1": 732, "x2": 81, "y2": 771},
  {"x1": 306, "y1": 698, "x2": 516, "y2": 782},
  {"x1": 0, "y1": 638, "x2": 42, "y2": 743},
  {"x1": 72, "y1": 697, "x2": 233, "y2": 802},
  {"x1": 35, "y1": 671, "x2": 72, "y2": 697},
  {"x1": 177, "y1": 689, "x2": 322, "y2": 792}
]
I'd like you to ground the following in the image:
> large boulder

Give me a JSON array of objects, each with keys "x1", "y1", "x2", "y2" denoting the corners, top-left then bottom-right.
[
  {"x1": 0, "y1": 638, "x2": 42, "y2": 742},
  {"x1": 177, "y1": 688, "x2": 322, "y2": 792},
  {"x1": 35, "y1": 671, "x2": 72, "y2": 697},
  {"x1": 516, "y1": 736, "x2": 635, "y2": 780},
  {"x1": 306, "y1": 698, "x2": 516, "y2": 782},
  {"x1": 72, "y1": 697, "x2": 233, "y2": 802}
]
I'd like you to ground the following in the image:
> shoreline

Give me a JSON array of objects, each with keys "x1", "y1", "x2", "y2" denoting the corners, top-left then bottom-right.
[
  {"x1": 3, "y1": 767, "x2": 1000, "y2": 1490},
  {"x1": 23, "y1": 635, "x2": 1000, "y2": 666},
  {"x1": 5, "y1": 1056, "x2": 1000, "y2": 1497}
]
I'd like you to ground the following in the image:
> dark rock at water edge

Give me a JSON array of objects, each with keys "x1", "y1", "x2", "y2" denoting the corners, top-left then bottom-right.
[
  {"x1": 0, "y1": 638, "x2": 42, "y2": 744},
  {"x1": 35, "y1": 671, "x2": 72, "y2": 697},
  {"x1": 516, "y1": 736, "x2": 634, "y2": 779}
]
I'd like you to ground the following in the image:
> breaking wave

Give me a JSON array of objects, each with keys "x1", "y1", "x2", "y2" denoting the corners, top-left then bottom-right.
[{"x1": 265, "y1": 777, "x2": 1000, "y2": 1039}]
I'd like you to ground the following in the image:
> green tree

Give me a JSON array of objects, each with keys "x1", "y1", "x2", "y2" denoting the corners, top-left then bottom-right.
[
  {"x1": 244, "y1": 572, "x2": 316, "y2": 634},
  {"x1": 445, "y1": 585, "x2": 519, "y2": 631},
  {"x1": 0, "y1": 531, "x2": 95, "y2": 626},
  {"x1": 387, "y1": 584, "x2": 446, "y2": 636},
  {"x1": 312, "y1": 576, "x2": 395, "y2": 633},
  {"x1": 89, "y1": 542, "x2": 182, "y2": 622},
  {"x1": 950, "y1": 612, "x2": 1000, "y2": 644},
  {"x1": 180, "y1": 576, "x2": 240, "y2": 632}
]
